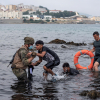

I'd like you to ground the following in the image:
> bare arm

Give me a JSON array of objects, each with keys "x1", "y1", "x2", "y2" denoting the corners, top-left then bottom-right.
[
  {"x1": 32, "y1": 57, "x2": 42, "y2": 66},
  {"x1": 36, "y1": 51, "x2": 46, "y2": 58},
  {"x1": 90, "y1": 47, "x2": 95, "y2": 52}
]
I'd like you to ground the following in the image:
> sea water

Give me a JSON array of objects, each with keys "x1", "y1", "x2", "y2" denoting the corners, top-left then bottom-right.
[{"x1": 0, "y1": 24, "x2": 100, "y2": 100}]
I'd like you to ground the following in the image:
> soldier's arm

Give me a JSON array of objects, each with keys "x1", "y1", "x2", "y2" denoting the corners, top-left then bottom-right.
[{"x1": 19, "y1": 49, "x2": 35, "y2": 66}]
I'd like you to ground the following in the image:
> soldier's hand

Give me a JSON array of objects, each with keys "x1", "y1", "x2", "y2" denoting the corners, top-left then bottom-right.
[
  {"x1": 31, "y1": 52, "x2": 37, "y2": 58},
  {"x1": 31, "y1": 62, "x2": 35, "y2": 66},
  {"x1": 27, "y1": 52, "x2": 33, "y2": 57}
]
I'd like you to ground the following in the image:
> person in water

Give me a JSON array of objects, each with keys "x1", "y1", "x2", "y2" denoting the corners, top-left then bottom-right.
[
  {"x1": 11, "y1": 37, "x2": 36, "y2": 81},
  {"x1": 33, "y1": 40, "x2": 60, "y2": 80},
  {"x1": 62, "y1": 62, "x2": 79, "y2": 75},
  {"x1": 90, "y1": 31, "x2": 100, "y2": 71}
]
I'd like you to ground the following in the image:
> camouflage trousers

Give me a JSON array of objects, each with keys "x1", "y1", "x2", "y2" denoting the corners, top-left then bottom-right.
[{"x1": 12, "y1": 68, "x2": 27, "y2": 80}]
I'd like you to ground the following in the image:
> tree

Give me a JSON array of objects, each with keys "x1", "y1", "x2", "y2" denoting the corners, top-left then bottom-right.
[
  {"x1": 36, "y1": 10, "x2": 41, "y2": 15},
  {"x1": 23, "y1": 11, "x2": 29, "y2": 15},
  {"x1": 39, "y1": 5, "x2": 49, "y2": 10}
]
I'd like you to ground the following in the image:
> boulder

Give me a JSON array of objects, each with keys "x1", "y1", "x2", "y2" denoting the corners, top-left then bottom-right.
[
  {"x1": 49, "y1": 39, "x2": 66, "y2": 44},
  {"x1": 80, "y1": 90, "x2": 100, "y2": 99},
  {"x1": 49, "y1": 39, "x2": 87, "y2": 46}
]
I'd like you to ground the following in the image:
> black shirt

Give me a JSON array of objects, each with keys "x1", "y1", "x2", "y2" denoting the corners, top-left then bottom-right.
[
  {"x1": 38, "y1": 46, "x2": 60, "y2": 62},
  {"x1": 63, "y1": 68, "x2": 79, "y2": 75},
  {"x1": 93, "y1": 39, "x2": 100, "y2": 56}
]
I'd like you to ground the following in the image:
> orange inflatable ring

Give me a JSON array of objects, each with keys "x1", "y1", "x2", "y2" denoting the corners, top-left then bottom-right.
[{"x1": 74, "y1": 50, "x2": 94, "y2": 69}]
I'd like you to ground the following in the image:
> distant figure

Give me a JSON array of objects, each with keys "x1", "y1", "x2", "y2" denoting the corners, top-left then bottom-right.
[
  {"x1": 62, "y1": 62, "x2": 79, "y2": 75},
  {"x1": 90, "y1": 31, "x2": 100, "y2": 71},
  {"x1": 33, "y1": 40, "x2": 60, "y2": 80}
]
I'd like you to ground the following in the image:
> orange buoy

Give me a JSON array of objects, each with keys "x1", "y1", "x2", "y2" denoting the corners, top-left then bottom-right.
[{"x1": 74, "y1": 50, "x2": 94, "y2": 69}]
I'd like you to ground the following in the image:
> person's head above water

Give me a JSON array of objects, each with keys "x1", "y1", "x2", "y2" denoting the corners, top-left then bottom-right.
[
  {"x1": 35, "y1": 40, "x2": 44, "y2": 50},
  {"x1": 62, "y1": 62, "x2": 70, "y2": 73},
  {"x1": 62, "y1": 62, "x2": 70, "y2": 68},
  {"x1": 93, "y1": 31, "x2": 99, "y2": 41}
]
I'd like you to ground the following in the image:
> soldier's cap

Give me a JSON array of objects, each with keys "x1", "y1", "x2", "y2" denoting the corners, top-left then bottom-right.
[{"x1": 24, "y1": 37, "x2": 34, "y2": 45}]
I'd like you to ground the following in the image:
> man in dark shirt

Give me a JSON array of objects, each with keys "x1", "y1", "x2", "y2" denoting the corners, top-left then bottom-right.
[
  {"x1": 90, "y1": 31, "x2": 100, "y2": 71},
  {"x1": 33, "y1": 40, "x2": 60, "y2": 80},
  {"x1": 62, "y1": 62, "x2": 79, "y2": 75}
]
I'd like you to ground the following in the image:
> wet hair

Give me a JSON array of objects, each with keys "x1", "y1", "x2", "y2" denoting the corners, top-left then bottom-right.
[
  {"x1": 93, "y1": 31, "x2": 99, "y2": 36},
  {"x1": 35, "y1": 40, "x2": 44, "y2": 45},
  {"x1": 62, "y1": 62, "x2": 70, "y2": 68}
]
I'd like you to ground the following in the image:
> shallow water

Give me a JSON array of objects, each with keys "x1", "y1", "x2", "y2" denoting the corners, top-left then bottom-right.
[{"x1": 0, "y1": 24, "x2": 100, "y2": 100}]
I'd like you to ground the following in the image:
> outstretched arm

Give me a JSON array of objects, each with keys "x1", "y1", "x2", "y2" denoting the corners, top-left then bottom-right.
[
  {"x1": 90, "y1": 47, "x2": 95, "y2": 52},
  {"x1": 37, "y1": 51, "x2": 46, "y2": 58},
  {"x1": 32, "y1": 57, "x2": 42, "y2": 66}
]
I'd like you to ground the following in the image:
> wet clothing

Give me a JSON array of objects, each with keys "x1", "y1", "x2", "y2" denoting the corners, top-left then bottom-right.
[
  {"x1": 11, "y1": 45, "x2": 30, "y2": 69},
  {"x1": 38, "y1": 46, "x2": 60, "y2": 73},
  {"x1": 12, "y1": 68, "x2": 27, "y2": 80},
  {"x1": 11, "y1": 45, "x2": 35, "y2": 80},
  {"x1": 38, "y1": 46, "x2": 60, "y2": 62},
  {"x1": 44, "y1": 60, "x2": 60, "y2": 74},
  {"x1": 63, "y1": 68, "x2": 79, "y2": 75},
  {"x1": 93, "y1": 40, "x2": 100, "y2": 64},
  {"x1": 93, "y1": 39, "x2": 100, "y2": 56}
]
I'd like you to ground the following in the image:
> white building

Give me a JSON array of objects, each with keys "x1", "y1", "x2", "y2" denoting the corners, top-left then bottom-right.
[
  {"x1": 43, "y1": 15, "x2": 52, "y2": 20},
  {"x1": 49, "y1": 10, "x2": 62, "y2": 13},
  {"x1": 0, "y1": 11, "x2": 22, "y2": 19},
  {"x1": 22, "y1": 15, "x2": 30, "y2": 19}
]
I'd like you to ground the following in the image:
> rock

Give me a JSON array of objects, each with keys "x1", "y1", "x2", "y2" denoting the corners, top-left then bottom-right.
[
  {"x1": 88, "y1": 90, "x2": 100, "y2": 99},
  {"x1": 80, "y1": 90, "x2": 100, "y2": 99},
  {"x1": 49, "y1": 39, "x2": 66, "y2": 44},
  {"x1": 66, "y1": 41, "x2": 87, "y2": 46},
  {"x1": 89, "y1": 42, "x2": 93, "y2": 45},
  {"x1": 80, "y1": 90, "x2": 89, "y2": 96},
  {"x1": 61, "y1": 45, "x2": 67, "y2": 48},
  {"x1": 49, "y1": 39, "x2": 87, "y2": 46}
]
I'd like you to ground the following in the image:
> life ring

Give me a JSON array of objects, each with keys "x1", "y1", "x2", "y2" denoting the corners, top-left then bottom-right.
[{"x1": 74, "y1": 50, "x2": 94, "y2": 69}]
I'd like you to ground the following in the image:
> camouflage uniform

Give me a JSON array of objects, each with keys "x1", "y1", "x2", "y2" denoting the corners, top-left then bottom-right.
[{"x1": 11, "y1": 37, "x2": 36, "y2": 80}]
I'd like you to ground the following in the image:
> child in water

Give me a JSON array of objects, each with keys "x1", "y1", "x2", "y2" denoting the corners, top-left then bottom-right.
[{"x1": 62, "y1": 62, "x2": 79, "y2": 75}]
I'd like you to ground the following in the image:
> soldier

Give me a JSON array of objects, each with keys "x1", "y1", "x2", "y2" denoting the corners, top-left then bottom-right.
[{"x1": 11, "y1": 37, "x2": 36, "y2": 81}]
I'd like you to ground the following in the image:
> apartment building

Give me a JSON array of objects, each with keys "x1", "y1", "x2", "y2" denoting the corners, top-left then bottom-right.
[
  {"x1": 6, "y1": 5, "x2": 16, "y2": 11},
  {"x1": 0, "y1": 11, "x2": 22, "y2": 19}
]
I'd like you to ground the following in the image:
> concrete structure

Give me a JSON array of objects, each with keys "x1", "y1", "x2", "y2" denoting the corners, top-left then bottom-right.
[
  {"x1": 76, "y1": 12, "x2": 79, "y2": 16},
  {"x1": 77, "y1": 17, "x2": 91, "y2": 21},
  {"x1": 0, "y1": 19, "x2": 23, "y2": 24}
]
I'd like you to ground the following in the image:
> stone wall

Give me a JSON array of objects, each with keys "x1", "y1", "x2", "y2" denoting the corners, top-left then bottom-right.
[{"x1": 0, "y1": 19, "x2": 23, "y2": 24}]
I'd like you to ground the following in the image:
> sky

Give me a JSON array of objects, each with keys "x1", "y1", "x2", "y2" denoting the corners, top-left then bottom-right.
[{"x1": 0, "y1": 0, "x2": 100, "y2": 16}]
